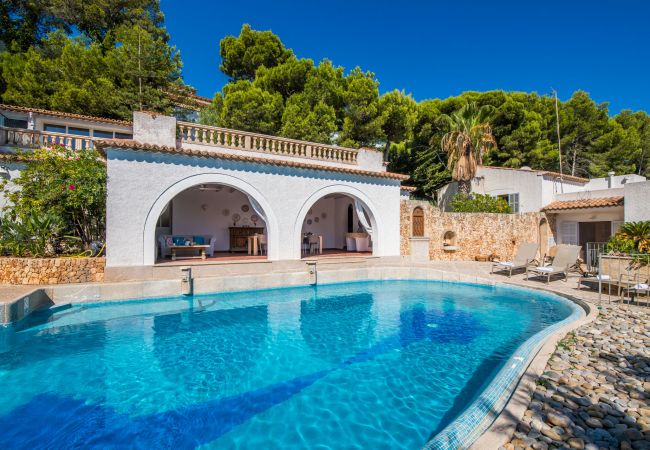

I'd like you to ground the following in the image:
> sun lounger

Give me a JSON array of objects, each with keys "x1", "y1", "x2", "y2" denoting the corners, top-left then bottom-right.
[
  {"x1": 491, "y1": 242, "x2": 539, "y2": 277},
  {"x1": 526, "y1": 244, "x2": 581, "y2": 284}
]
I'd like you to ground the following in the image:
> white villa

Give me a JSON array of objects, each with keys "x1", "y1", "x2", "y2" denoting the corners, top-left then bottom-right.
[
  {"x1": 438, "y1": 165, "x2": 650, "y2": 250},
  {"x1": 0, "y1": 104, "x2": 409, "y2": 279}
]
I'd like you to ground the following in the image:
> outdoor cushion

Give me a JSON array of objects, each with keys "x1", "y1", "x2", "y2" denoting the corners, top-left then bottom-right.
[
  {"x1": 632, "y1": 283, "x2": 649, "y2": 290},
  {"x1": 535, "y1": 267, "x2": 555, "y2": 273},
  {"x1": 193, "y1": 236, "x2": 205, "y2": 245},
  {"x1": 172, "y1": 236, "x2": 185, "y2": 246},
  {"x1": 497, "y1": 262, "x2": 514, "y2": 267}
]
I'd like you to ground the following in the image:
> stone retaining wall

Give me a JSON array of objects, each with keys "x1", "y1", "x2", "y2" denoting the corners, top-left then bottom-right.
[
  {"x1": 401, "y1": 200, "x2": 554, "y2": 261},
  {"x1": 0, "y1": 257, "x2": 105, "y2": 285}
]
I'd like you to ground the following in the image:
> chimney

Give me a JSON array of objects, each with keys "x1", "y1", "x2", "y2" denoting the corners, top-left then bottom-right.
[{"x1": 607, "y1": 171, "x2": 615, "y2": 188}]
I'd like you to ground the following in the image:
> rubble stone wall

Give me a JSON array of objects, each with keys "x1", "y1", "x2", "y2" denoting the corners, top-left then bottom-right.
[
  {"x1": 401, "y1": 200, "x2": 552, "y2": 261},
  {"x1": 0, "y1": 257, "x2": 105, "y2": 285}
]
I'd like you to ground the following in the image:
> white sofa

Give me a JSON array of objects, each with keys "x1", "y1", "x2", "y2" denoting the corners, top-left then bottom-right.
[{"x1": 158, "y1": 234, "x2": 217, "y2": 259}]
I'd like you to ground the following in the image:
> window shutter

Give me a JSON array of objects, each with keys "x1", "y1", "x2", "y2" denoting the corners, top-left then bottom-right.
[{"x1": 560, "y1": 221, "x2": 578, "y2": 245}]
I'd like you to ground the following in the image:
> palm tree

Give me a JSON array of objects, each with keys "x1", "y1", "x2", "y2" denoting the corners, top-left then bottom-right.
[
  {"x1": 618, "y1": 221, "x2": 650, "y2": 253},
  {"x1": 438, "y1": 102, "x2": 497, "y2": 195}
]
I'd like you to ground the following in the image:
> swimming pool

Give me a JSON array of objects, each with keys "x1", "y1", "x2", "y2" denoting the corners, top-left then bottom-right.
[{"x1": 0, "y1": 280, "x2": 581, "y2": 449}]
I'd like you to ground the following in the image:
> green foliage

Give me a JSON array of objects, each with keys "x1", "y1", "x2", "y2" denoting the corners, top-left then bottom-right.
[
  {"x1": 218, "y1": 80, "x2": 283, "y2": 135},
  {"x1": 0, "y1": 1, "x2": 181, "y2": 120},
  {"x1": 204, "y1": 26, "x2": 392, "y2": 149},
  {"x1": 606, "y1": 234, "x2": 636, "y2": 255},
  {"x1": 0, "y1": 210, "x2": 64, "y2": 257},
  {"x1": 613, "y1": 221, "x2": 650, "y2": 253},
  {"x1": 1, "y1": 146, "x2": 107, "y2": 253},
  {"x1": 440, "y1": 102, "x2": 497, "y2": 194},
  {"x1": 219, "y1": 24, "x2": 293, "y2": 81},
  {"x1": 450, "y1": 193, "x2": 511, "y2": 213}
]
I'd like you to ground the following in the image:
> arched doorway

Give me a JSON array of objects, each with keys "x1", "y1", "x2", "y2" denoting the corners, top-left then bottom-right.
[
  {"x1": 294, "y1": 186, "x2": 380, "y2": 258},
  {"x1": 143, "y1": 174, "x2": 278, "y2": 265}
]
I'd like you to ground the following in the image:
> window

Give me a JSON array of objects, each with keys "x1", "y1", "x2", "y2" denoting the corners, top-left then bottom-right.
[
  {"x1": 4, "y1": 118, "x2": 27, "y2": 129},
  {"x1": 560, "y1": 221, "x2": 578, "y2": 245},
  {"x1": 498, "y1": 193, "x2": 520, "y2": 213},
  {"x1": 68, "y1": 127, "x2": 90, "y2": 136},
  {"x1": 412, "y1": 207, "x2": 424, "y2": 237},
  {"x1": 44, "y1": 124, "x2": 66, "y2": 134},
  {"x1": 507, "y1": 193, "x2": 520, "y2": 213},
  {"x1": 93, "y1": 130, "x2": 114, "y2": 138},
  {"x1": 115, "y1": 132, "x2": 133, "y2": 139}
]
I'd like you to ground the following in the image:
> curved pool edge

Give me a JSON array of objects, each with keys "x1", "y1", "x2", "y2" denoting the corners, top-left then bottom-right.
[
  {"x1": 426, "y1": 288, "x2": 596, "y2": 450},
  {"x1": 0, "y1": 265, "x2": 598, "y2": 449}
]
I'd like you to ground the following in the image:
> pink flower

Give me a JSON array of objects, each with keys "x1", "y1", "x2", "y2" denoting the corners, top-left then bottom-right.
[{"x1": 69, "y1": 184, "x2": 76, "y2": 190}]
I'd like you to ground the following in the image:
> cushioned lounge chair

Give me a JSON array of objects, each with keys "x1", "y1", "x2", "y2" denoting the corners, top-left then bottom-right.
[
  {"x1": 526, "y1": 244, "x2": 582, "y2": 284},
  {"x1": 491, "y1": 242, "x2": 539, "y2": 277}
]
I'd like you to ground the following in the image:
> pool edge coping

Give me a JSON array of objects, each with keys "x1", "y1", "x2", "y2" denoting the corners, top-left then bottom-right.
[
  {"x1": 467, "y1": 288, "x2": 596, "y2": 450},
  {"x1": 0, "y1": 265, "x2": 598, "y2": 449}
]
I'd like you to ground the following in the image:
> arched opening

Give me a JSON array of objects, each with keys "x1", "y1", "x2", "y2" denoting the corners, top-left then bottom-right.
[
  {"x1": 153, "y1": 183, "x2": 270, "y2": 263},
  {"x1": 412, "y1": 207, "x2": 424, "y2": 237},
  {"x1": 539, "y1": 218, "x2": 549, "y2": 259},
  {"x1": 442, "y1": 230, "x2": 457, "y2": 252},
  {"x1": 298, "y1": 192, "x2": 378, "y2": 258}
]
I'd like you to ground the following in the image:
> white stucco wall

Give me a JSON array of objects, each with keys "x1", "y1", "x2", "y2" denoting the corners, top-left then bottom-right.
[
  {"x1": 624, "y1": 180, "x2": 650, "y2": 221},
  {"x1": 586, "y1": 174, "x2": 646, "y2": 190},
  {"x1": 0, "y1": 161, "x2": 25, "y2": 217},
  {"x1": 439, "y1": 167, "x2": 546, "y2": 212},
  {"x1": 105, "y1": 149, "x2": 401, "y2": 267}
]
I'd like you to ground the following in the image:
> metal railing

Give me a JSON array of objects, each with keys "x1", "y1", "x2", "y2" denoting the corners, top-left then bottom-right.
[{"x1": 585, "y1": 242, "x2": 607, "y2": 273}]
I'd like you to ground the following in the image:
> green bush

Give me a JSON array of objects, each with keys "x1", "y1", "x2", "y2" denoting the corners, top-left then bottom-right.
[
  {"x1": 0, "y1": 145, "x2": 106, "y2": 256},
  {"x1": 0, "y1": 210, "x2": 65, "y2": 257},
  {"x1": 450, "y1": 193, "x2": 511, "y2": 213},
  {"x1": 607, "y1": 221, "x2": 650, "y2": 254}
]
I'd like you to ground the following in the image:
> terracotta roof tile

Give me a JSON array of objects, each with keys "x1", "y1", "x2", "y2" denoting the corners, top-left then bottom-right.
[
  {"x1": 95, "y1": 139, "x2": 410, "y2": 181},
  {"x1": 0, "y1": 104, "x2": 132, "y2": 126},
  {"x1": 400, "y1": 185, "x2": 417, "y2": 192},
  {"x1": 542, "y1": 196, "x2": 624, "y2": 211}
]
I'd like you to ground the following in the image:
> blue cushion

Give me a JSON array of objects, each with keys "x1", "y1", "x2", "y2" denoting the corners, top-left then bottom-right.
[
  {"x1": 172, "y1": 236, "x2": 185, "y2": 246},
  {"x1": 193, "y1": 236, "x2": 205, "y2": 245}
]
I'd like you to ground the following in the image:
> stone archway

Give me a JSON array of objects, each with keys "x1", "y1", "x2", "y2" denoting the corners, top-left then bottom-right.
[{"x1": 142, "y1": 173, "x2": 279, "y2": 265}]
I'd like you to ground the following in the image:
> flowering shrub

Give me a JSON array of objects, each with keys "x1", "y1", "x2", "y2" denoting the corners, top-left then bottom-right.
[{"x1": 0, "y1": 145, "x2": 106, "y2": 256}]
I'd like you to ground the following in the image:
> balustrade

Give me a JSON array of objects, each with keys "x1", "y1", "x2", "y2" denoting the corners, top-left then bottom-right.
[
  {"x1": 178, "y1": 122, "x2": 358, "y2": 165},
  {"x1": 0, "y1": 127, "x2": 95, "y2": 150}
]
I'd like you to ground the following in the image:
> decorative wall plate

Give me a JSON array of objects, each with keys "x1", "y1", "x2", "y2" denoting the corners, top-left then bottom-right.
[
  {"x1": 314, "y1": 217, "x2": 320, "y2": 223},
  {"x1": 222, "y1": 208, "x2": 230, "y2": 216},
  {"x1": 321, "y1": 212, "x2": 327, "y2": 219},
  {"x1": 251, "y1": 214, "x2": 259, "y2": 225},
  {"x1": 306, "y1": 219, "x2": 312, "y2": 225},
  {"x1": 232, "y1": 213, "x2": 241, "y2": 225},
  {"x1": 241, "y1": 204, "x2": 250, "y2": 212}
]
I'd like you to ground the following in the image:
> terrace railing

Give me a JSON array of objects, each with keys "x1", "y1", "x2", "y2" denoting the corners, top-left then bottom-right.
[
  {"x1": 0, "y1": 127, "x2": 95, "y2": 150},
  {"x1": 177, "y1": 122, "x2": 358, "y2": 165}
]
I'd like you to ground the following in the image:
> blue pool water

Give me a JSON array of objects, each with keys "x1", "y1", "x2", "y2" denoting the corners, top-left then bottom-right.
[{"x1": 0, "y1": 280, "x2": 577, "y2": 449}]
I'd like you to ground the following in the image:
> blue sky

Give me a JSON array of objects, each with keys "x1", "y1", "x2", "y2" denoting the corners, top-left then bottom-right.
[{"x1": 161, "y1": 0, "x2": 649, "y2": 114}]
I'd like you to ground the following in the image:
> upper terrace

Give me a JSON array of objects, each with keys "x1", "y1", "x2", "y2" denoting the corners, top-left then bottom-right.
[{"x1": 0, "y1": 105, "x2": 386, "y2": 173}]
